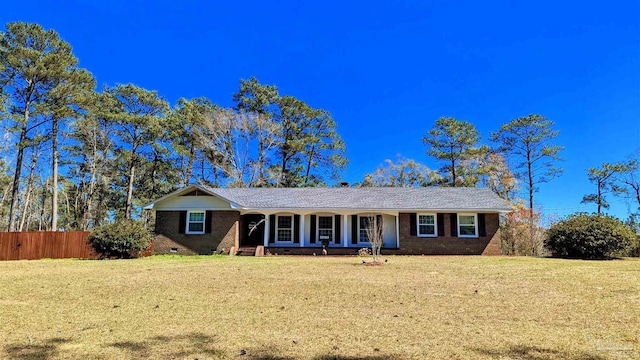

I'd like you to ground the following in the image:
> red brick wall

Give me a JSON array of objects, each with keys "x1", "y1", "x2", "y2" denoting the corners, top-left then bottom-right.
[
  {"x1": 397, "y1": 212, "x2": 501, "y2": 255},
  {"x1": 154, "y1": 211, "x2": 239, "y2": 255}
]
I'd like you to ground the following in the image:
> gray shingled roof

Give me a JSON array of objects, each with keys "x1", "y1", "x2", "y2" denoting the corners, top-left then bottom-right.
[{"x1": 205, "y1": 186, "x2": 512, "y2": 211}]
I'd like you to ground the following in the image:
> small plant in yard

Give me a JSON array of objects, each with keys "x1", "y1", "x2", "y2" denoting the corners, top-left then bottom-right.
[
  {"x1": 358, "y1": 248, "x2": 372, "y2": 257},
  {"x1": 89, "y1": 219, "x2": 153, "y2": 258},
  {"x1": 544, "y1": 213, "x2": 636, "y2": 259}
]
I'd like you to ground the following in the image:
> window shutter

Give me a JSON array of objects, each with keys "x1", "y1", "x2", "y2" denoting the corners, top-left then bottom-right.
[
  {"x1": 437, "y1": 213, "x2": 444, "y2": 236},
  {"x1": 310, "y1": 215, "x2": 317, "y2": 244},
  {"x1": 205, "y1": 210, "x2": 213, "y2": 234},
  {"x1": 351, "y1": 215, "x2": 358, "y2": 244},
  {"x1": 334, "y1": 214, "x2": 341, "y2": 244},
  {"x1": 409, "y1": 213, "x2": 417, "y2": 236},
  {"x1": 178, "y1": 211, "x2": 186, "y2": 234},
  {"x1": 293, "y1": 215, "x2": 300, "y2": 244},
  {"x1": 269, "y1": 215, "x2": 276, "y2": 243},
  {"x1": 478, "y1": 213, "x2": 486, "y2": 237},
  {"x1": 450, "y1": 213, "x2": 458, "y2": 237}
]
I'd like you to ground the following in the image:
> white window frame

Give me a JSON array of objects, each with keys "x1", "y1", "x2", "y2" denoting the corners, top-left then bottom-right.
[
  {"x1": 457, "y1": 213, "x2": 478, "y2": 238},
  {"x1": 357, "y1": 215, "x2": 375, "y2": 244},
  {"x1": 417, "y1": 213, "x2": 437, "y2": 237},
  {"x1": 316, "y1": 215, "x2": 335, "y2": 244},
  {"x1": 186, "y1": 210, "x2": 206, "y2": 234},
  {"x1": 276, "y1": 215, "x2": 294, "y2": 243}
]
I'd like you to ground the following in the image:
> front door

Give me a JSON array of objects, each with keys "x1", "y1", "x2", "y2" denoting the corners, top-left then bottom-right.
[
  {"x1": 318, "y1": 216, "x2": 334, "y2": 246},
  {"x1": 243, "y1": 214, "x2": 265, "y2": 246}
]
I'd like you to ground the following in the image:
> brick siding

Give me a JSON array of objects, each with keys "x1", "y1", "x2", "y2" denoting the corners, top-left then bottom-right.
[
  {"x1": 154, "y1": 211, "x2": 501, "y2": 256},
  {"x1": 154, "y1": 211, "x2": 239, "y2": 255},
  {"x1": 398, "y1": 212, "x2": 501, "y2": 255}
]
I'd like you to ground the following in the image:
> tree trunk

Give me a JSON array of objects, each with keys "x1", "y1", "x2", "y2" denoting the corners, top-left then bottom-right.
[
  {"x1": 19, "y1": 150, "x2": 38, "y2": 231},
  {"x1": 526, "y1": 149, "x2": 535, "y2": 255},
  {"x1": 597, "y1": 179, "x2": 602, "y2": 215},
  {"x1": 8, "y1": 120, "x2": 29, "y2": 232},
  {"x1": 39, "y1": 185, "x2": 47, "y2": 231},
  {"x1": 304, "y1": 145, "x2": 316, "y2": 185},
  {"x1": 52, "y1": 117, "x2": 59, "y2": 231},
  {"x1": 451, "y1": 159, "x2": 456, "y2": 186},
  {"x1": 125, "y1": 162, "x2": 136, "y2": 219},
  {"x1": 279, "y1": 151, "x2": 289, "y2": 188},
  {"x1": 184, "y1": 144, "x2": 195, "y2": 187},
  {"x1": 257, "y1": 129, "x2": 265, "y2": 186},
  {"x1": 151, "y1": 150, "x2": 160, "y2": 196}
]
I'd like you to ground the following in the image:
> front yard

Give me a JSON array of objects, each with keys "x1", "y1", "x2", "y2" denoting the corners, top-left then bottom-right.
[{"x1": 0, "y1": 255, "x2": 638, "y2": 359}]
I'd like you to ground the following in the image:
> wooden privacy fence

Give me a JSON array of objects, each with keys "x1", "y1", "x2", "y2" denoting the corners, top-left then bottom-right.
[
  {"x1": 0, "y1": 231, "x2": 155, "y2": 260},
  {"x1": 0, "y1": 231, "x2": 96, "y2": 260}
]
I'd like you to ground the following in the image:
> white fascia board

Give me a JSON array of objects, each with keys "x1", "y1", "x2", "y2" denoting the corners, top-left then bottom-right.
[
  {"x1": 142, "y1": 185, "x2": 200, "y2": 210},
  {"x1": 143, "y1": 184, "x2": 242, "y2": 210}
]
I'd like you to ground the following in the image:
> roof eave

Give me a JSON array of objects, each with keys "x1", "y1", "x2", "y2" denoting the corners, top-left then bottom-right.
[
  {"x1": 235, "y1": 207, "x2": 513, "y2": 213},
  {"x1": 143, "y1": 184, "x2": 244, "y2": 210}
]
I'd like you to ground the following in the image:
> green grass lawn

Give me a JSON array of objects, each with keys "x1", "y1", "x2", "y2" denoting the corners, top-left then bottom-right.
[{"x1": 0, "y1": 255, "x2": 638, "y2": 359}]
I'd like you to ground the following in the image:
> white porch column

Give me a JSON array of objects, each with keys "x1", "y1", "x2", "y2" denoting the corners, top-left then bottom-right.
[
  {"x1": 263, "y1": 214, "x2": 270, "y2": 247},
  {"x1": 343, "y1": 214, "x2": 349, "y2": 247},
  {"x1": 299, "y1": 215, "x2": 305, "y2": 247},
  {"x1": 395, "y1": 213, "x2": 400, "y2": 248}
]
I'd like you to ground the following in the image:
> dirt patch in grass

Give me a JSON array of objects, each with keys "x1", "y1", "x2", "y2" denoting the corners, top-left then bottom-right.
[{"x1": 1, "y1": 256, "x2": 638, "y2": 359}]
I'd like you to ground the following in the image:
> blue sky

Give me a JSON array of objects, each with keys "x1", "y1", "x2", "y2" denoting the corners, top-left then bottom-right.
[{"x1": 3, "y1": 1, "x2": 639, "y2": 220}]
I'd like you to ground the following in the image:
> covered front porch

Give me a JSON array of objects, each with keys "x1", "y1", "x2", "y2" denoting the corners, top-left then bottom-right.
[{"x1": 238, "y1": 211, "x2": 400, "y2": 249}]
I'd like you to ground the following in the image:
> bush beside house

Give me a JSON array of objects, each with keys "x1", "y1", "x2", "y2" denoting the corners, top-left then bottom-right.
[{"x1": 89, "y1": 220, "x2": 154, "y2": 259}]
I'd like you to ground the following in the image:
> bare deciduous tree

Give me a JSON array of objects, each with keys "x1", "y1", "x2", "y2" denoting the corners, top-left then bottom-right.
[
  {"x1": 196, "y1": 109, "x2": 278, "y2": 188},
  {"x1": 362, "y1": 214, "x2": 384, "y2": 263},
  {"x1": 362, "y1": 155, "x2": 439, "y2": 187}
]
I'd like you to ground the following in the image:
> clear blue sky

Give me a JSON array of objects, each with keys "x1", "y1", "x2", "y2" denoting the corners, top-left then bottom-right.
[{"x1": 3, "y1": 1, "x2": 639, "y2": 220}]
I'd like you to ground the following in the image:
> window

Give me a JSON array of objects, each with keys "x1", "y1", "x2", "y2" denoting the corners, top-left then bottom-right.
[
  {"x1": 417, "y1": 214, "x2": 436, "y2": 237},
  {"x1": 318, "y1": 216, "x2": 333, "y2": 243},
  {"x1": 359, "y1": 216, "x2": 373, "y2": 243},
  {"x1": 186, "y1": 211, "x2": 205, "y2": 234},
  {"x1": 276, "y1": 215, "x2": 293, "y2": 242},
  {"x1": 458, "y1": 214, "x2": 478, "y2": 237}
]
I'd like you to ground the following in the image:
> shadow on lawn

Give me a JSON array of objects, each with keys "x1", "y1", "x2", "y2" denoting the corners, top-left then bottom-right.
[
  {"x1": 4, "y1": 337, "x2": 70, "y2": 360},
  {"x1": 248, "y1": 355, "x2": 400, "y2": 360},
  {"x1": 111, "y1": 332, "x2": 223, "y2": 358},
  {"x1": 245, "y1": 345, "x2": 401, "y2": 360},
  {"x1": 243, "y1": 344, "x2": 400, "y2": 360},
  {"x1": 471, "y1": 344, "x2": 606, "y2": 360}
]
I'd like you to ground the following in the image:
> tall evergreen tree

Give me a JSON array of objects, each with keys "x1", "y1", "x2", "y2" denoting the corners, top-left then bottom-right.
[
  {"x1": 581, "y1": 162, "x2": 627, "y2": 214},
  {"x1": 169, "y1": 97, "x2": 216, "y2": 187},
  {"x1": 233, "y1": 77, "x2": 347, "y2": 187},
  {"x1": 66, "y1": 92, "x2": 115, "y2": 229},
  {"x1": 422, "y1": 117, "x2": 483, "y2": 187},
  {"x1": 44, "y1": 68, "x2": 95, "y2": 230},
  {"x1": 491, "y1": 114, "x2": 563, "y2": 216},
  {"x1": 491, "y1": 114, "x2": 563, "y2": 253},
  {"x1": 104, "y1": 84, "x2": 169, "y2": 219},
  {"x1": 0, "y1": 22, "x2": 83, "y2": 231}
]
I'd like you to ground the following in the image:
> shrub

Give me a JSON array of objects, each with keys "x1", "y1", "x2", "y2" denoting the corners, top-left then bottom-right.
[
  {"x1": 358, "y1": 248, "x2": 372, "y2": 257},
  {"x1": 500, "y1": 205, "x2": 546, "y2": 256},
  {"x1": 89, "y1": 219, "x2": 153, "y2": 259},
  {"x1": 544, "y1": 213, "x2": 636, "y2": 259}
]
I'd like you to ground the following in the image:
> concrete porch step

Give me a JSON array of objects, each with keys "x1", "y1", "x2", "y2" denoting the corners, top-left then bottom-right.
[{"x1": 236, "y1": 247, "x2": 257, "y2": 256}]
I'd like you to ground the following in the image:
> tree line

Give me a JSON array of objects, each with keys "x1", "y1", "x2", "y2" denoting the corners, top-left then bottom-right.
[
  {"x1": 0, "y1": 22, "x2": 346, "y2": 231},
  {"x1": 360, "y1": 113, "x2": 639, "y2": 254},
  {"x1": 1, "y1": 21, "x2": 638, "y2": 245}
]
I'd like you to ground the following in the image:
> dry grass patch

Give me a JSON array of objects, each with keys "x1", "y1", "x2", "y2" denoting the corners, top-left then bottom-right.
[{"x1": 0, "y1": 255, "x2": 638, "y2": 359}]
